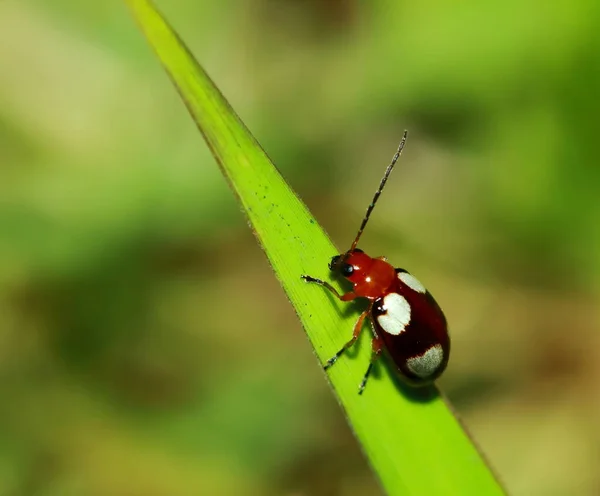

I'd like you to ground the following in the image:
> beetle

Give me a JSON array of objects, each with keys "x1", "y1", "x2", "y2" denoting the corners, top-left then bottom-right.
[{"x1": 302, "y1": 131, "x2": 450, "y2": 394}]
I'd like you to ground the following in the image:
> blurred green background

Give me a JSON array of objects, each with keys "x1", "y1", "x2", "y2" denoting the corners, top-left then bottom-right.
[{"x1": 1, "y1": 0, "x2": 599, "y2": 494}]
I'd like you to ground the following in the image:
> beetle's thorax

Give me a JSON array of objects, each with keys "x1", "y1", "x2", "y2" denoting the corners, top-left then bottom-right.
[{"x1": 344, "y1": 251, "x2": 396, "y2": 299}]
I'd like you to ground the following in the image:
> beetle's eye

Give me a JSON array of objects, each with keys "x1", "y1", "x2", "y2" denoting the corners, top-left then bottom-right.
[{"x1": 341, "y1": 263, "x2": 354, "y2": 277}]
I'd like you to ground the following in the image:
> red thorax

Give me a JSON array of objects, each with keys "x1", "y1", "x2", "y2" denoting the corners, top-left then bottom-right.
[{"x1": 342, "y1": 251, "x2": 396, "y2": 299}]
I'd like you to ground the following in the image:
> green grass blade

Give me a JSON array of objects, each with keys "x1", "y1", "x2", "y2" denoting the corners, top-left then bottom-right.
[{"x1": 124, "y1": 1, "x2": 506, "y2": 494}]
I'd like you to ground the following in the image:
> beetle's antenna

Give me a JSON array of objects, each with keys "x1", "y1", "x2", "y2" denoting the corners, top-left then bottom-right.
[{"x1": 349, "y1": 130, "x2": 408, "y2": 252}]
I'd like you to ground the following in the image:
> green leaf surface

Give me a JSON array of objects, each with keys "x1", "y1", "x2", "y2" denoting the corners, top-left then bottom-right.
[{"x1": 124, "y1": 1, "x2": 506, "y2": 494}]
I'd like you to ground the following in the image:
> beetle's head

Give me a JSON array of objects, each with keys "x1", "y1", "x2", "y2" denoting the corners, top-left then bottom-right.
[{"x1": 329, "y1": 248, "x2": 372, "y2": 282}]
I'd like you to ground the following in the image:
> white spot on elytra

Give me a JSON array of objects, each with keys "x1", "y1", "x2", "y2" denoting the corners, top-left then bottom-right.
[
  {"x1": 376, "y1": 293, "x2": 411, "y2": 335},
  {"x1": 398, "y1": 271, "x2": 427, "y2": 294},
  {"x1": 406, "y1": 344, "x2": 444, "y2": 378}
]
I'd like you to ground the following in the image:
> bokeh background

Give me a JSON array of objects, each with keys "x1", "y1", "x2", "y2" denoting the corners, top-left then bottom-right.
[{"x1": 1, "y1": 0, "x2": 599, "y2": 494}]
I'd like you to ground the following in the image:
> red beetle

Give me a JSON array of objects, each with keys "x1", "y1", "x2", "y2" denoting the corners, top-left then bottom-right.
[{"x1": 302, "y1": 131, "x2": 450, "y2": 394}]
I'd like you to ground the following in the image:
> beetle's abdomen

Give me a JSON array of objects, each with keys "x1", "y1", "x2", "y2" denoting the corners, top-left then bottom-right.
[{"x1": 372, "y1": 269, "x2": 450, "y2": 384}]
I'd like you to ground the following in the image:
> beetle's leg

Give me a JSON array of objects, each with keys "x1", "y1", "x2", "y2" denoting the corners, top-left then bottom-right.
[
  {"x1": 323, "y1": 307, "x2": 369, "y2": 370},
  {"x1": 301, "y1": 275, "x2": 357, "y2": 301},
  {"x1": 358, "y1": 335, "x2": 383, "y2": 395}
]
